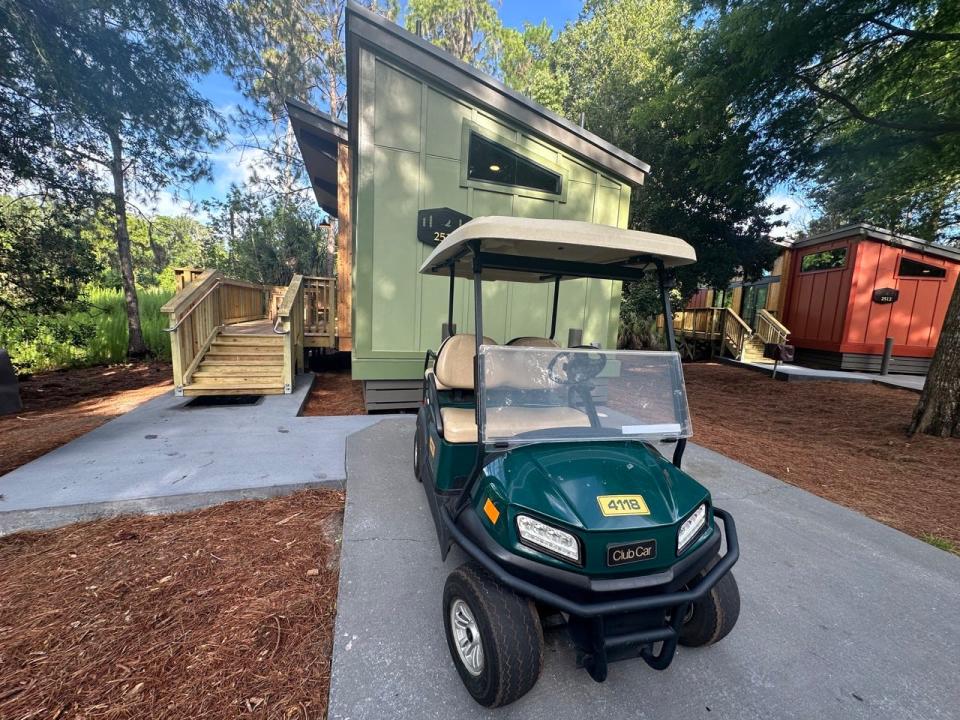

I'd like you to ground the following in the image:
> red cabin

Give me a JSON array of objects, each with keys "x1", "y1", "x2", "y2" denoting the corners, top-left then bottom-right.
[{"x1": 780, "y1": 225, "x2": 958, "y2": 373}]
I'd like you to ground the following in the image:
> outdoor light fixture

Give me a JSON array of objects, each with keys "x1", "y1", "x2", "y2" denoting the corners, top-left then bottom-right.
[
  {"x1": 516, "y1": 514, "x2": 580, "y2": 564},
  {"x1": 488, "y1": 163, "x2": 501, "y2": 172},
  {"x1": 677, "y1": 503, "x2": 707, "y2": 554}
]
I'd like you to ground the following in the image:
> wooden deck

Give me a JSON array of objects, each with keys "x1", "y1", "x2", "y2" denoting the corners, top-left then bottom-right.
[
  {"x1": 161, "y1": 270, "x2": 336, "y2": 396},
  {"x1": 662, "y1": 306, "x2": 791, "y2": 363}
]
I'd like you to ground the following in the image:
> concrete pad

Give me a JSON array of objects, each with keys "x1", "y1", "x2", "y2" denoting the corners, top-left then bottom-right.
[
  {"x1": 0, "y1": 375, "x2": 392, "y2": 535},
  {"x1": 874, "y1": 375, "x2": 925, "y2": 392},
  {"x1": 330, "y1": 417, "x2": 960, "y2": 720},
  {"x1": 720, "y1": 357, "x2": 926, "y2": 389}
]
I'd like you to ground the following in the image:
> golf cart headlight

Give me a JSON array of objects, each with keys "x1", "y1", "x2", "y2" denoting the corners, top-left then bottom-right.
[
  {"x1": 516, "y1": 515, "x2": 580, "y2": 564},
  {"x1": 677, "y1": 503, "x2": 707, "y2": 554}
]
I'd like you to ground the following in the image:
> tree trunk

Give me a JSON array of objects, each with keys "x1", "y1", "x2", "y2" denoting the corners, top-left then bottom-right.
[
  {"x1": 909, "y1": 277, "x2": 960, "y2": 437},
  {"x1": 108, "y1": 129, "x2": 148, "y2": 359}
]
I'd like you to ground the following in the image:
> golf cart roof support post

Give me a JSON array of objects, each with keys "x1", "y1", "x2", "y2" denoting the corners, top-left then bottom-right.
[
  {"x1": 448, "y1": 263, "x2": 456, "y2": 334},
  {"x1": 656, "y1": 259, "x2": 688, "y2": 469},
  {"x1": 550, "y1": 277, "x2": 560, "y2": 340}
]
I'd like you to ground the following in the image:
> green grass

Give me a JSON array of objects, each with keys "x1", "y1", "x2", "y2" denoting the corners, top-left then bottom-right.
[
  {"x1": 1, "y1": 286, "x2": 174, "y2": 374},
  {"x1": 920, "y1": 534, "x2": 959, "y2": 556}
]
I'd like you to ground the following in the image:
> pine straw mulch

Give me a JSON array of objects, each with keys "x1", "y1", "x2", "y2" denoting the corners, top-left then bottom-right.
[
  {"x1": 300, "y1": 370, "x2": 365, "y2": 417},
  {"x1": 680, "y1": 363, "x2": 960, "y2": 549},
  {"x1": 0, "y1": 489, "x2": 344, "y2": 720}
]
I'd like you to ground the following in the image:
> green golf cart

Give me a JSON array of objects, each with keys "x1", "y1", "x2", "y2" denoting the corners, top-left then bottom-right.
[{"x1": 414, "y1": 217, "x2": 740, "y2": 707}]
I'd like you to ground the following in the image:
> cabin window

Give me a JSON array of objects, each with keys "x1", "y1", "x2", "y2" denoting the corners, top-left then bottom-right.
[
  {"x1": 800, "y1": 248, "x2": 847, "y2": 273},
  {"x1": 897, "y1": 257, "x2": 946, "y2": 279},
  {"x1": 466, "y1": 132, "x2": 563, "y2": 196}
]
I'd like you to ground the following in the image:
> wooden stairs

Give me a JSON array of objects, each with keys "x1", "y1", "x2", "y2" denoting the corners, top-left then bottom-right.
[
  {"x1": 186, "y1": 330, "x2": 286, "y2": 396},
  {"x1": 741, "y1": 335, "x2": 773, "y2": 364}
]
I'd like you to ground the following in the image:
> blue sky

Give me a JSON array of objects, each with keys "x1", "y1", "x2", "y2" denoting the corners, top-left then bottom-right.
[{"x1": 151, "y1": 1, "x2": 809, "y2": 234}]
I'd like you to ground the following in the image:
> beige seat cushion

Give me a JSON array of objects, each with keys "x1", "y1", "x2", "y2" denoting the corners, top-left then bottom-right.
[
  {"x1": 440, "y1": 407, "x2": 479, "y2": 443},
  {"x1": 440, "y1": 405, "x2": 590, "y2": 444},
  {"x1": 434, "y1": 334, "x2": 496, "y2": 390},
  {"x1": 424, "y1": 367, "x2": 449, "y2": 391}
]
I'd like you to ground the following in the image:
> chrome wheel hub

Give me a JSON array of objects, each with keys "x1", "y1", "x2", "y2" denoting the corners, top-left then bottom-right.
[{"x1": 450, "y1": 599, "x2": 484, "y2": 676}]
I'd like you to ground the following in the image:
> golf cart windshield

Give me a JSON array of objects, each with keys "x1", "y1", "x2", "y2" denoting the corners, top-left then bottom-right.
[{"x1": 478, "y1": 347, "x2": 692, "y2": 445}]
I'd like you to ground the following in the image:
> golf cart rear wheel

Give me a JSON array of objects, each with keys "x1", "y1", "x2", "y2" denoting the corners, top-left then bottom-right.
[
  {"x1": 413, "y1": 425, "x2": 423, "y2": 481},
  {"x1": 442, "y1": 562, "x2": 544, "y2": 707},
  {"x1": 679, "y1": 568, "x2": 740, "y2": 647}
]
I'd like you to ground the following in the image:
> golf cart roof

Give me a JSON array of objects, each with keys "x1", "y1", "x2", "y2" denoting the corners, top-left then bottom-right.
[{"x1": 419, "y1": 216, "x2": 697, "y2": 282}]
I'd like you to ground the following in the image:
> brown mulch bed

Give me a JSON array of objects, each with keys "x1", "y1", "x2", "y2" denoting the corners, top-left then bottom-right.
[
  {"x1": 0, "y1": 363, "x2": 172, "y2": 477},
  {"x1": 682, "y1": 363, "x2": 960, "y2": 549},
  {"x1": 0, "y1": 490, "x2": 344, "y2": 720},
  {"x1": 301, "y1": 370, "x2": 365, "y2": 416}
]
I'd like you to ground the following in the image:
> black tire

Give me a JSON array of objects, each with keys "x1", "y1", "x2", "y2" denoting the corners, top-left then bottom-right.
[
  {"x1": 442, "y1": 562, "x2": 544, "y2": 707},
  {"x1": 413, "y1": 423, "x2": 423, "y2": 481},
  {"x1": 679, "y1": 569, "x2": 740, "y2": 647}
]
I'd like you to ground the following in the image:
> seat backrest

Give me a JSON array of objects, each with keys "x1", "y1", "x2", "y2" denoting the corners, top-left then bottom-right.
[
  {"x1": 434, "y1": 334, "x2": 496, "y2": 390},
  {"x1": 506, "y1": 336, "x2": 560, "y2": 348}
]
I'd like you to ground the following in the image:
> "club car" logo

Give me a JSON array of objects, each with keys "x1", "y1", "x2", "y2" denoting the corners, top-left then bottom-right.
[{"x1": 606, "y1": 539, "x2": 657, "y2": 567}]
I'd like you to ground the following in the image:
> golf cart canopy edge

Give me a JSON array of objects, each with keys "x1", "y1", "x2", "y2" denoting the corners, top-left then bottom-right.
[{"x1": 419, "y1": 217, "x2": 697, "y2": 282}]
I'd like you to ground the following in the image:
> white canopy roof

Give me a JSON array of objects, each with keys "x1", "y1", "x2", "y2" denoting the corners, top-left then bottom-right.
[{"x1": 419, "y1": 216, "x2": 697, "y2": 282}]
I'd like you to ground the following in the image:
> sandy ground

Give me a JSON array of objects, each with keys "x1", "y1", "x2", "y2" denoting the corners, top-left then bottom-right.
[
  {"x1": 682, "y1": 363, "x2": 959, "y2": 549},
  {"x1": 0, "y1": 363, "x2": 172, "y2": 477},
  {"x1": 0, "y1": 490, "x2": 343, "y2": 720}
]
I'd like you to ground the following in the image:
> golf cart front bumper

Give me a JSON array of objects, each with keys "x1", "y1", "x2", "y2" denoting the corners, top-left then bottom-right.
[{"x1": 440, "y1": 505, "x2": 739, "y2": 680}]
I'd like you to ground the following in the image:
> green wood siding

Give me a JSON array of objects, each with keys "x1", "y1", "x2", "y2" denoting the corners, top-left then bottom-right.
[{"x1": 352, "y1": 49, "x2": 633, "y2": 380}]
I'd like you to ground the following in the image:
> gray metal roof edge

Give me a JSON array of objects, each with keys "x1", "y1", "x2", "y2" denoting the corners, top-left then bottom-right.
[
  {"x1": 344, "y1": 1, "x2": 650, "y2": 185},
  {"x1": 790, "y1": 223, "x2": 960, "y2": 262},
  {"x1": 284, "y1": 98, "x2": 349, "y2": 141}
]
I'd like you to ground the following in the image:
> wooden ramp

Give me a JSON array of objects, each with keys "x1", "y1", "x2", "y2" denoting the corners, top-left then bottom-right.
[
  {"x1": 661, "y1": 307, "x2": 791, "y2": 362},
  {"x1": 162, "y1": 270, "x2": 336, "y2": 396}
]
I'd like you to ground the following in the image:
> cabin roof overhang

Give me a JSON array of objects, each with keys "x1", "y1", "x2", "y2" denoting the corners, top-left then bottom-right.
[
  {"x1": 790, "y1": 223, "x2": 960, "y2": 264},
  {"x1": 344, "y1": 1, "x2": 650, "y2": 187},
  {"x1": 286, "y1": 98, "x2": 348, "y2": 217}
]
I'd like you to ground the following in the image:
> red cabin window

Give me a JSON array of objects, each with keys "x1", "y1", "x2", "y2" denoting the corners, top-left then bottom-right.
[
  {"x1": 800, "y1": 247, "x2": 847, "y2": 273},
  {"x1": 897, "y1": 257, "x2": 946, "y2": 279}
]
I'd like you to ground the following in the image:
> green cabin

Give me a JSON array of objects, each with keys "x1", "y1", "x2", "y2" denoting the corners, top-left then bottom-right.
[{"x1": 288, "y1": 2, "x2": 650, "y2": 410}]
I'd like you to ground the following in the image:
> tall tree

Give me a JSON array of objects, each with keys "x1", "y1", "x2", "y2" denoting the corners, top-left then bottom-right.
[
  {"x1": 405, "y1": 0, "x2": 504, "y2": 70},
  {"x1": 206, "y1": 187, "x2": 332, "y2": 285},
  {"x1": 910, "y1": 280, "x2": 960, "y2": 437},
  {"x1": 3, "y1": 0, "x2": 238, "y2": 358},
  {"x1": 228, "y1": 0, "x2": 397, "y2": 195},
  {"x1": 692, "y1": 0, "x2": 960, "y2": 435},
  {"x1": 691, "y1": 0, "x2": 960, "y2": 241},
  {"x1": 517, "y1": 0, "x2": 781, "y2": 295}
]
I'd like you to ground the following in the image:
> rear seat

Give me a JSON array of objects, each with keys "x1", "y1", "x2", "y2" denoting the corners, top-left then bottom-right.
[{"x1": 506, "y1": 336, "x2": 560, "y2": 348}]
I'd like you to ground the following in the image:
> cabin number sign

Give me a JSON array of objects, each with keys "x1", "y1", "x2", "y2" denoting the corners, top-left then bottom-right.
[{"x1": 417, "y1": 207, "x2": 472, "y2": 246}]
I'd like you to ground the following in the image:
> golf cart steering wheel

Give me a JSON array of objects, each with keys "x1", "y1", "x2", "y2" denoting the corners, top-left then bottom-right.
[{"x1": 546, "y1": 347, "x2": 607, "y2": 385}]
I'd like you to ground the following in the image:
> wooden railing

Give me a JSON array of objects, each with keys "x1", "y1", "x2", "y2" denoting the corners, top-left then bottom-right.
[
  {"x1": 161, "y1": 270, "x2": 270, "y2": 394},
  {"x1": 670, "y1": 307, "x2": 725, "y2": 338},
  {"x1": 303, "y1": 276, "x2": 335, "y2": 344},
  {"x1": 274, "y1": 274, "x2": 305, "y2": 393},
  {"x1": 722, "y1": 309, "x2": 752, "y2": 359},
  {"x1": 755, "y1": 308, "x2": 790, "y2": 347}
]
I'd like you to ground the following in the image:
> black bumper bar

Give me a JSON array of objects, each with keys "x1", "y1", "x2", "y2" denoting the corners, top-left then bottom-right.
[{"x1": 441, "y1": 505, "x2": 739, "y2": 619}]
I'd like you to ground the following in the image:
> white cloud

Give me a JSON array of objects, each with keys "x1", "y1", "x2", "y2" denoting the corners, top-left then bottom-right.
[{"x1": 767, "y1": 193, "x2": 813, "y2": 239}]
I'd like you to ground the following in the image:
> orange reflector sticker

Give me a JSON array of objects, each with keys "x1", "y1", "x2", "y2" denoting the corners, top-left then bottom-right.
[{"x1": 483, "y1": 498, "x2": 500, "y2": 524}]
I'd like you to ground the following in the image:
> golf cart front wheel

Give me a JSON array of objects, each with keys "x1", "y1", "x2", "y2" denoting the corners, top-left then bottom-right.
[
  {"x1": 679, "y1": 568, "x2": 740, "y2": 647},
  {"x1": 442, "y1": 562, "x2": 544, "y2": 707},
  {"x1": 413, "y1": 421, "x2": 424, "y2": 481}
]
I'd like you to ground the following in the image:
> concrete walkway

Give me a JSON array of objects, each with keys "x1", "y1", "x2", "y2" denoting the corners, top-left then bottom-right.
[
  {"x1": 330, "y1": 418, "x2": 960, "y2": 720},
  {"x1": 721, "y1": 357, "x2": 926, "y2": 391},
  {"x1": 0, "y1": 376, "x2": 390, "y2": 535}
]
